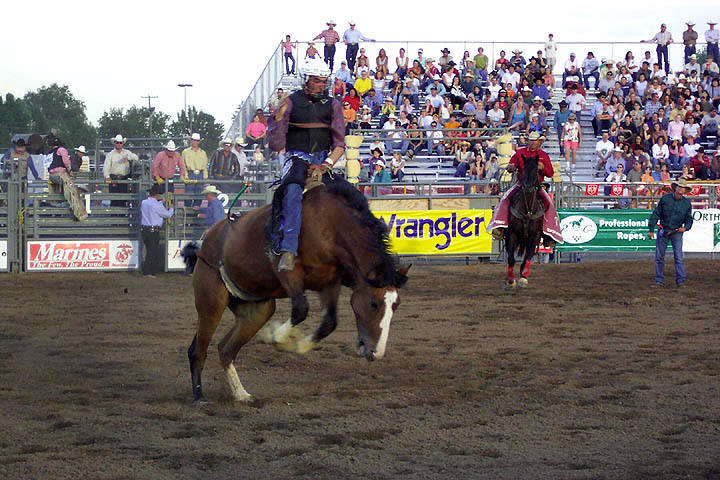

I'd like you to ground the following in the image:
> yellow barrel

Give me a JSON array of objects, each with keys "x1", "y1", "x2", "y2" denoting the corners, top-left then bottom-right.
[{"x1": 346, "y1": 159, "x2": 361, "y2": 184}]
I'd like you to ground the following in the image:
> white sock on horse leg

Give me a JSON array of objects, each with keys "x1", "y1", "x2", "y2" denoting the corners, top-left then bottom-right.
[
  {"x1": 224, "y1": 363, "x2": 253, "y2": 402},
  {"x1": 272, "y1": 319, "x2": 293, "y2": 344}
]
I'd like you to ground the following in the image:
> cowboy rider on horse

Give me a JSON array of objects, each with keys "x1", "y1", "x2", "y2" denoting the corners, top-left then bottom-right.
[
  {"x1": 268, "y1": 58, "x2": 346, "y2": 272},
  {"x1": 486, "y1": 132, "x2": 564, "y2": 245}
]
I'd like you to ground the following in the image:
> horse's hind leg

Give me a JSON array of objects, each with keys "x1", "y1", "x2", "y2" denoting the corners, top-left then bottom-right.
[
  {"x1": 295, "y1": 281, "x2": 341, "y2": 354},
  {"x1": 188, "y1": 260, "x2": 229, "y2": 403},
  {"x1": 219, "y1": 299, "x2": 276, "y2": 402}
]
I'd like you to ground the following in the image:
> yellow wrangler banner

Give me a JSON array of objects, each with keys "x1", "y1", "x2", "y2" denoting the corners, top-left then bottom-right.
[{"x1": 374, "y1": 210, "x2": 493, "y2": 255}]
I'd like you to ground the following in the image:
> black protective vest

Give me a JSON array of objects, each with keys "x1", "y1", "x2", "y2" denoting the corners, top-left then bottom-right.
[
  {"x1": 48, "y1": 148, "x2": 66, "y2": 171},
  {"x1": 286, "y1": 90, "x2": 334, "y2": 153}
]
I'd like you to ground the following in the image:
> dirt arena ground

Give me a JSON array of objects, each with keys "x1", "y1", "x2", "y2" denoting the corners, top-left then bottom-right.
[{"x1": 1, "y1": 260, "x2": 719, "y2": 479}]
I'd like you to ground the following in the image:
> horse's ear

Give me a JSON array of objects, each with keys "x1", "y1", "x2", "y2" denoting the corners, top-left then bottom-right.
[{"x1": 394, "y1": 264, "x2": 411, "y2": 288}]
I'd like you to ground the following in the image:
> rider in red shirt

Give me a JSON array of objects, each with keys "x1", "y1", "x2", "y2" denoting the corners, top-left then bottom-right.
[{"x1": 486, "y1": 132, "x2": 564, "y2": 244}]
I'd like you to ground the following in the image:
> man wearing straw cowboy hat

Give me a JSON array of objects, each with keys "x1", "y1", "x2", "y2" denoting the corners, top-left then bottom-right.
[
  {"x1": 182, "y1": 133, "x2": 208, "y2": 207},
  {"x1": 103, "y1": 133, "x2": 138, "y2": 206},
  {"x1": 314, "y1": 20, "x2": 341, "y2": 72},
  {"x1": 152, "y1": 140, "x2": 187, "y2": 192},
  {"x1": 342, "y1": 20, "x2": 375, "y2": 73},
  {"x1": 486, "y1": 131, "x2": 564, "y2": 246},
  {"x1": 649, "y1": 178, "x2": 694, "y2": 288},
  {"x1": 682, "y1": 21, "x2": 698, "y2": 65},
  {"x1": 706, "y1": 20, "x2": 720, "y2": 68},
  {"x1": 193, "y1": 185, "x2": 225, "y2": 229}
]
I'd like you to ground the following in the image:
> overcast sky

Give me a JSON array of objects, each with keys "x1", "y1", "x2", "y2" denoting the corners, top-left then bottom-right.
[{"x1": 2, "y1": 0, "x2": 716, "y2": 135}]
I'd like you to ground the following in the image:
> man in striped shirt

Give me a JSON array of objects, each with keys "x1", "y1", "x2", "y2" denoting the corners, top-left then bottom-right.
[{"x1": 314, "y1": 20, "x2": 341, "y2": 72}]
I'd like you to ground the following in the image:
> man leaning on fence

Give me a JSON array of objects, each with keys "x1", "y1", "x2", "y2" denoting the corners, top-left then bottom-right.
[
  {"x1": 104, "y1": 134, "x2": 138, "y2": 207},
  {"x1": 182, "y1": 133, "x2": 208, "y2": 207},
  {"x1": 47, "y1": 137, "x2": 88, "y2": 221},
  {"x1": 648, "y1": 179, "x2": 693, "y2": 288},
  {"x1": 2, "y1": 138, "x2": 39, "y2": 181},
  {"x1": 140, "y1": 183, "x2": 174, "y2": 278},
  {"x1": 153, "y1": 140, "x2": 186, "y2": 192}
]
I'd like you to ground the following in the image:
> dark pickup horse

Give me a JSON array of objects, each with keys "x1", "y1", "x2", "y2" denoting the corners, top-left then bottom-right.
[
  {"x1": 505, "y1": 153, "x2": 545, "y2": 289},
  {"x1": 182, "y1": 178, "x2": 410, "y2": 403}
]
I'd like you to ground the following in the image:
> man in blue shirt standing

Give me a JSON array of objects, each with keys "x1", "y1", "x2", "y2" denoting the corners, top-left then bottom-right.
[
  {"x1": 140, "y1": 183, "x2": 174, "y2": 277},
  {"x1": 343, "y1": 20, "x2": 375, "y2": 73},
  {"x1": 194, "y1": 185, "x2": 225, "y2": 231},
  {"x1": 649, "y1": 179, "x2": 693, "y2": 288}
]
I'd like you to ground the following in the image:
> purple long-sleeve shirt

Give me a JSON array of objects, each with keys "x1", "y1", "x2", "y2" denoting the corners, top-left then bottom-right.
[{"x1": 268, "y1": 96, "x2": 346, "y2": 153}]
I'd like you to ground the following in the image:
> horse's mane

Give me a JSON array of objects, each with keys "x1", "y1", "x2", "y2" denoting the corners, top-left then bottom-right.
[{"x1": 322, "y1": 178, "x2": 402, "y2": 288}]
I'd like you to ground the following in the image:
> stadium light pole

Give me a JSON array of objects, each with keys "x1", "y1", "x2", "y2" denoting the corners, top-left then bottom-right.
[{"x1": 177, "y1": 84, "x2": 193, "y2": 134}]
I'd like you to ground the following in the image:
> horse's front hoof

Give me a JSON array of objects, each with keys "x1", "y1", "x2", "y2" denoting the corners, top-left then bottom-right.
[
  {"x1": 518, "y1": 277, "x2": 529, "y2": 288},
  {"x1": 234, "y1": 394, "x2": 255, "y2": 404},
  {"x1": 504, "y1": 280, "x2": 517, "y2": 291}
]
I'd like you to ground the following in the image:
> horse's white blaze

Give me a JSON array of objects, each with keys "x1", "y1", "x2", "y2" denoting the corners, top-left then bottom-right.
[
  {"x1": 224, "y1": 364, "x2": 253, "y2": 401},
  {"x1": 374, "y1": 290, "x2": 398, "y2": 359}
]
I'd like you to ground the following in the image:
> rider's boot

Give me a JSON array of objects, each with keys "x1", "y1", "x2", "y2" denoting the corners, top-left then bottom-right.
[{"x1": 278, "y1": 252, "x2": 296, "y2": 272}]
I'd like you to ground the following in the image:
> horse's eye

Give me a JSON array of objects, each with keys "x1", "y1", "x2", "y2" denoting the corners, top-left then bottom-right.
[{"x1": 370, "y1": 301, "x2": 379, "y2": 310}]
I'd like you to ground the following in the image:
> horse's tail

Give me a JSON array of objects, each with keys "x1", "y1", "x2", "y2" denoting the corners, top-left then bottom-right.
[{"x1": 181, "y1": 241, "x2": 201, "y2": 274}]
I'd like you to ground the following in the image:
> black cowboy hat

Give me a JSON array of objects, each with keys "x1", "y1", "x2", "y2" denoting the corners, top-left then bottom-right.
[
  {"x1": 371, "y1": 147, "x2": 383, "y2": 156},
  {"x1": 14, "y1": 138, "x2": 26, "y2": 147},
  {"x1": 148, "y1": 183, "x2": 164, "y2": 195}
]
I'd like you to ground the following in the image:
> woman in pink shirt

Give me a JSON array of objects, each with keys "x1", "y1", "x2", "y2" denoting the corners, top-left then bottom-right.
[
  {"x1": 245, "y1": 115, "x2": 267, "y2": 150},
  {"x1": 667, "y1": 114, "x2": 685, "y2": 140}
]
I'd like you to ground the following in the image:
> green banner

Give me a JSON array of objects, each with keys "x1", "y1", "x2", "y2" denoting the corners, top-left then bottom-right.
[{"x1": 556, "y1": 209, "x2": 657, "y2": 252}]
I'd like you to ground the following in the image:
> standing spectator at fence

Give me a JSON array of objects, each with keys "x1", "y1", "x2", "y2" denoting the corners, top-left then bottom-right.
[
  {"x1": 343, "y1": 20, "x2": 374, "y2": 73},
  {"x1": 47, "y1": 137, "x2": 88, "y2": 221},
  {"x1": 210, "y1": 139, "x2": 240, "y2": 181},
  {"x1": 642, "y1": 23, "x2": 673, "y2": 74},
  {"x1": 649, "y1": 179, "x2": 693, "y2": 288},
  {"x1": 544, "y1": 33, "x2": 557, "y2": 72},
  {"x1": 233, "y1": 139, "x2": 251, "y2": 180},
  {"x1": 282, "y1": 35, "x2": 296, "y2": 75},
  {"x1": 71, "y1": 145, "x2": 87, "y2": 173},
  {"x1": 582, "y1": 52, "x2": 600, "y2": 90},
  {"x1": 314, "y1": 20, "x2": 340, "y2": 72},
  {"x1": 182, "y1": 133, "x2": 208, "y2": 207},
  {"x1": 2, "y1": 138, "x2": 38, "y2": 180},
  {"x1": 193, "y1": 185, "x2": 225, "y2": 230},
  {"x1": 706, "y1": 21, "x2": 720, "y2": 68},
  {"x1": 140, "y1": 183, "x2": 174, "y2": 278},
  {"x1": 152, "y1": 140, "x2": 186, "y2": 192},
  {"x1": 682, "y1": 21, "x2": 698, "y2": 64},
  {"x1": 104, "y1": 134, "x2": 138, "y2": 207}
]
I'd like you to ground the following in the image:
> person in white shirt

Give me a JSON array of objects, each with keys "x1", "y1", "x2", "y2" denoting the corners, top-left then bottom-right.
[
  {"x1": 545, "y1": 33, "x2": 557, "y2": 72},
  {"x1": 487, "y1": 76, "x2": 502, "y2": 102},
  {"x1": 595, "y1": 132, "x2": 615, "y2": 176},
  {"x1": 427, "y1": 89, "x2": 444, "y2": 109},
  {"x1": 501, "y1": 65, "x2": 521, "y2": 91},
  {"x1": 562, "y1": 53, "x2": 582, "y2": 88},
  {"x1": 706, "y1": 20, "x2": 720, "y2": 68},
  {"x1": 651, "y1": 137, "x2": 670, "y2": 169},
  {"x1": 684, "y1": 118, "x2": 700, "y2": 139},
  {"x1": 684, "y1": 136, "x2": 700, "y2": 160},
  {"x1": 563, "y1": 113, "x2": 582, "y2": 171},
  {"x1": 565, "y1": 85, "x2": 586, "y2": 117},
  {"x1": 426, "y1": 120, "x2": 445, "y2": 156},
  {"x1": 487, "y1": 102, "x2": 505, "y2": 128},
  {"x1": 382, "y1": 114, "x2": 408, "y2": 155},
  {"x1": 104, "y1": 134, "x2": 139, "y2": 206},
  {"x1": 641, "y1": 23, "x2": 673, "y2": 74}
]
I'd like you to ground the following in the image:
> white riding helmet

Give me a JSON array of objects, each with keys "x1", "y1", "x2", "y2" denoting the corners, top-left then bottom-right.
[{"x1": 300, "y1": 57, "x2": 331, "y2": 83}]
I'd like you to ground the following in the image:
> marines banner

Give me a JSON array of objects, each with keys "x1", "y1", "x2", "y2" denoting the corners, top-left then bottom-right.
[
  {"x1": 556, "y1": 209, "x2": 720, "y2": 252},
  {"x1": 374, "y1": 210, "x2": 493, "y2": 255}
]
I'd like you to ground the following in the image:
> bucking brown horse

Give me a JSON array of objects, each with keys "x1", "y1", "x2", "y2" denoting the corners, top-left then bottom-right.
[{"x1": 182, "y1": 178, "x2": 410, "y2": 403}]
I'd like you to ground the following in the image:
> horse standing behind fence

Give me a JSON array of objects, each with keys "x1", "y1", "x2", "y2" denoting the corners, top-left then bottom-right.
[{"x1": 182, "y1": 177, "x2": 410, "y2": 403}]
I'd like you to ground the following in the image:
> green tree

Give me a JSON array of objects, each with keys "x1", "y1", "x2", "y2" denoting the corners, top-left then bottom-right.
[
  {"x1": 169, "y1": 107, "x2": 225, "y2": 153},
  {"x1": 97, "y1": 106, "x2": 171, "y2": 140},
  {"x1": 22, "y1": 84, "x2": 96, "y2": 149},
  {"x1": 0, "y1": 93, "x2": 32, "y2": 146}
]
